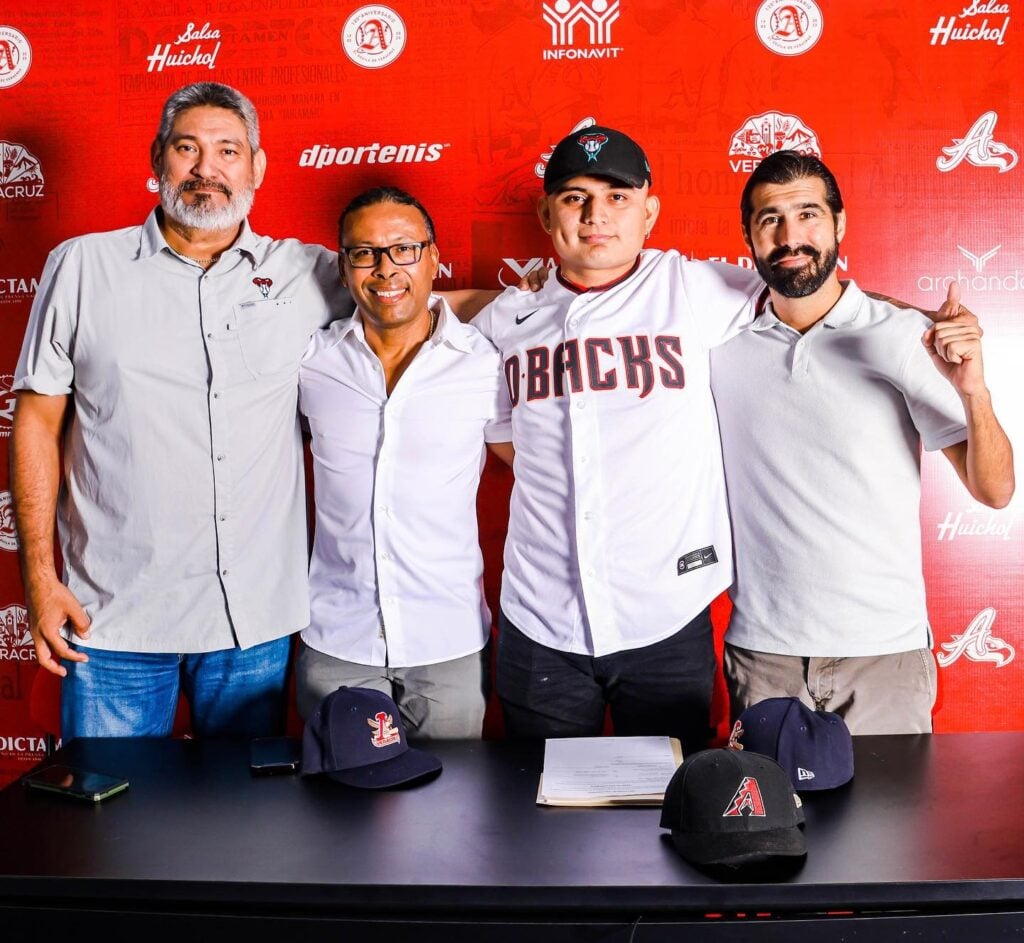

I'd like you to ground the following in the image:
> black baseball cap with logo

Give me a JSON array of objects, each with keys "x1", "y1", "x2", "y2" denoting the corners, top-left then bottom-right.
[
  {"x1": 543, "y1": 125, "x2": 652, "y2": 193},
  {"x1": 660, "y1": 748, "x2": 806, "y2": 868},
  {"x1": 301, "y1": 686, "x2": 442, "y2": 789}
]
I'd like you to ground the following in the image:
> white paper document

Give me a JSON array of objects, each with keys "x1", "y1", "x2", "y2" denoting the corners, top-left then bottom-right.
[{"x1": 537, "y1": 736, "x2": 683, "y2": 806}]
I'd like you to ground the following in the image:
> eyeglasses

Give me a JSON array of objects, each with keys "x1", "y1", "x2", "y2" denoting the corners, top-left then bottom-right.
[{"x1": 341, "y1": 241, "x2": 432, "y2": 268}]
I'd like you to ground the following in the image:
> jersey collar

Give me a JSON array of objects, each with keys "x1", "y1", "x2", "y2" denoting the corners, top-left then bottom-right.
[{"x1": 555, "y1": 255, "x2": 642, "y2": 295}]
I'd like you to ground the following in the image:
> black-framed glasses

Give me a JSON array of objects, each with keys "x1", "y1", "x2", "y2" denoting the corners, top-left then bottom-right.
[{"x1": 341, "y1": 241, "x2": 432, "y2": 268}]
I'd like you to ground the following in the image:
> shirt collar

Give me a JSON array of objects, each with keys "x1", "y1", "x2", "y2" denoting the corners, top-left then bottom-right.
[
  {"x1": 137, "y1": 207, "x2": 261, "y2": 269},
  {"x1": 751, "y1": 279, "x2": 863, "y2": 332}
]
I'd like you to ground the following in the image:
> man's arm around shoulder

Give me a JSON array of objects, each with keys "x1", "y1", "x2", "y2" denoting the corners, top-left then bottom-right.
[{"x1": 10, "y1": 391, "x2": 91, "y2": 675}]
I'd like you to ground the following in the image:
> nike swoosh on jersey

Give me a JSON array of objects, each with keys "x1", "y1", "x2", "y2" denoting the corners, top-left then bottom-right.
[{"x1": 515, "y1": 310, "x2": 540, "y2": 325}]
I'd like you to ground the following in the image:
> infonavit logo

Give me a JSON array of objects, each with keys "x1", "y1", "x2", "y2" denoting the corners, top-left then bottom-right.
[
  {"x1": 0, "y1": 26, "x2": 32, "y2": 89},
  {"x1": 937, "y1": 111, "x2": 1018, "y2": 173},
  {"x1": 146, "y1": 21, "x2": 222, "y2": 73},
  {"x1": 755, "y1": 0, "x2": 823, "y2": 56},
  {"x1": 937, "y1": 607, "x2": 1015, "y2": 668},
  {"x1": 342, "y1": 6, "x2": 407, "y2": 69},
  {"x1": 542, "y1": 0, "x2": 623, "y2": 60},
  {"x1": 929, "y1": 1, "x2": 1010, "y2": 46},
  {"x1": 728, "y1": 112, "x2": 821, "y2": 173},
  {"x1": 0, "y1": 141, "x2": 43, "y2": 199}
]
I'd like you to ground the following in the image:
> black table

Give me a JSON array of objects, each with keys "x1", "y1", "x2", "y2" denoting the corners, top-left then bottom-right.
[{"x1": 2, "y1": 733, "x2": 1024, "y2": 940}]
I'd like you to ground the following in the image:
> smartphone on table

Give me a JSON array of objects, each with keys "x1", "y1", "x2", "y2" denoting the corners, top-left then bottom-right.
[
  {"x1": 249, "y1": 736, "x2": 301, "y2": 776},
  {"x1": 23, "y1": 764, "x2": 130, "y2": 802}
]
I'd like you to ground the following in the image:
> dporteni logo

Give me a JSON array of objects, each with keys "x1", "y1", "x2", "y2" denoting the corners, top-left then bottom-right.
[
  {"x1": 342, "y1": 6, "x2": 407, "y2": 70},
  {"x1": 0, "y1": 26, "x2": 31, "y2": 89},
  {"x1": 755, "y1": 0, "x2": 823, "y2": 56}
]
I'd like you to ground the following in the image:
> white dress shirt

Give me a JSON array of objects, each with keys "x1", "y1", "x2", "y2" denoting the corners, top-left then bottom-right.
[{"x1": 299, "y1": 297, "x2": 512, "y2": 667}]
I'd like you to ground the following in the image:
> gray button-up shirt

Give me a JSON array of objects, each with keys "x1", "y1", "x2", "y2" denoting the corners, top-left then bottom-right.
[{"x1": 14, "y1": 209, "x2": 352, "y2": 652}]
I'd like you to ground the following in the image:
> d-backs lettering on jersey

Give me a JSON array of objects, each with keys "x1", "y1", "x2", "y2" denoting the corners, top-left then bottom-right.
[{"x1": 504, "y1": 334, "x2": 685, "y2": 405}]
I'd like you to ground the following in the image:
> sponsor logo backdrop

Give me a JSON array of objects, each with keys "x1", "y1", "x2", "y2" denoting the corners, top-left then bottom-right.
[{"x1": 0, "y1": 0, "x2": 1021, "y2": 785}]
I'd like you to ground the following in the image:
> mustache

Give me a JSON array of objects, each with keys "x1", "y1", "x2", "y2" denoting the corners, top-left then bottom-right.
[
  {"x1": 178, "y1": 178, "x2": 232, "y2": 197},
  {"x1": 768, "y1": 245, "x2": 820, "y2": 265}
]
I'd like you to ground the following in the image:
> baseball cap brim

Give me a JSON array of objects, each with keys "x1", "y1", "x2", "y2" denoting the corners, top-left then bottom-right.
[
  {"x1": 324, "y1": 746, "x2": 442, "y2": 789},
  {"x1": 544, "y1": 169, "x2": 649, "y2": 194},
  {"x1": 671, "y1": 824, "x2": 807, "y2": 867}
]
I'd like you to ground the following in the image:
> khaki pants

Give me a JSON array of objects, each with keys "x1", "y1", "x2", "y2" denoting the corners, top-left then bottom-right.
[
  {"x1": 296, "y1": 639, "x2": 490, "y2": 739},
  {"x1": 724, "y1": 643, "x2": 937, "y2": 735}
]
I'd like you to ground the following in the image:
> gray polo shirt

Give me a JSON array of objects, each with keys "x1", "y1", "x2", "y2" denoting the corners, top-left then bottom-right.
[
  {"x1": 711, "y1": 281, "x2": 967, "y2": 657},
  {"x1": 15, "y1": 209, "x2": 352, "y2": 652}
]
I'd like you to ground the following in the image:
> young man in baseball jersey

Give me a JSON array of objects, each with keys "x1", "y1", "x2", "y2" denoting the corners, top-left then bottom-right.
[
  {"x1": 473, "y1": 126, "x2": 764, "y2": 752},
  {"x1": 296, "y1": 187, "x2": 513, "y2": 738},
  {"x1": 712, "y1": 151, "x2": 1014, "y2": 734}
]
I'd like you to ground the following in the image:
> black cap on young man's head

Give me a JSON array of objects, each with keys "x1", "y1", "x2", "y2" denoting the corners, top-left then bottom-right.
[{"x1": 543, "y1": 125, "x2": 652, "y2": 194}]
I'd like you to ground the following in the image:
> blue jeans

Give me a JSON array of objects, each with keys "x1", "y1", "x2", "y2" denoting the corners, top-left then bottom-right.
[
  {"x1": 61, "y1": 637, "x2": 291, "y2": 741},
  {"x1": 496, "y1": 608, "x2": 716, "y2": 755}
]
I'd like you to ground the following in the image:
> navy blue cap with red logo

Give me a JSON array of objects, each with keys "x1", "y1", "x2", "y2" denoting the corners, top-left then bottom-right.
[
  {"x1": 301, "y1": 686, "x2": 442, "y2": 789},
  {"x1": 543, "y1": 125, "x2": 652, "y2": 194}
]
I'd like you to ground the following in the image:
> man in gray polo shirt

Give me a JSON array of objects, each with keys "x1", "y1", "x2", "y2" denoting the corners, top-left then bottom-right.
[
  {"x1": 10, "y1": 82, "x2": 355, "y2": 740},
  {"x1": 712, "y1": 151, "x2": 1014, "y2": 735}
]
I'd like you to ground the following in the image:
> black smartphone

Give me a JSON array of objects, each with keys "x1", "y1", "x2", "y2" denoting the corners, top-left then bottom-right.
[
  {"x1": 23, "y1": 764, "x2": 130, "y2": 802},
  {"x1": 249, "y1": 736, "x2": 301, "y2": 776}
]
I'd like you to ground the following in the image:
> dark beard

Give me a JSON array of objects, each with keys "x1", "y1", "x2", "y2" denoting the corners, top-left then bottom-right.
[{"x1": 754, "y1": 243, "x2": 839, "y2": 298}]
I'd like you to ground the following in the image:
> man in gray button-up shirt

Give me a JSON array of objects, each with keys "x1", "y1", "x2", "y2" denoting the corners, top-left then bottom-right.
[{"x1": 10, "y1": 82, "x2": 353, "y2": 740}]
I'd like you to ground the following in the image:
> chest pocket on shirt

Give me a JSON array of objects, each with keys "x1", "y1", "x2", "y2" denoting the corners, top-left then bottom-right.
[{"x1": 234, "y1": 297, "x2": 311, "y2": 377}]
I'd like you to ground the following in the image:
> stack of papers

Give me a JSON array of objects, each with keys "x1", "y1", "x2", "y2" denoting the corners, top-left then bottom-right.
[{"x1": 537, "y1": 736, "x2": 683, "y2": 806}]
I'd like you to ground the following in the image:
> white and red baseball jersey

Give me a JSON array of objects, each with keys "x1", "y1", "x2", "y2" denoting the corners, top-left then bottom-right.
[{"x1": 474, "y1": 249, "x2": 762, "y2": 656}]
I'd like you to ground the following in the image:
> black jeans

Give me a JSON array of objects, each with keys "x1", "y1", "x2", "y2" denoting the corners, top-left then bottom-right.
[{"x1": 496, "y1": 607, "x2": 716, "y2": 755}]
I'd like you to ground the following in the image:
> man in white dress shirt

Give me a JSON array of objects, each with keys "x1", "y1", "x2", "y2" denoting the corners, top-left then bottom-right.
[{"x1": 297, "y1": 187, "x2": 513, "y2": 738}]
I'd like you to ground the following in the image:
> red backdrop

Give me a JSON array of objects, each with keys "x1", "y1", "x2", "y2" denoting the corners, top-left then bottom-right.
[{"x1": 1, "y1": 0, "x2": 1021, "y2": 785}]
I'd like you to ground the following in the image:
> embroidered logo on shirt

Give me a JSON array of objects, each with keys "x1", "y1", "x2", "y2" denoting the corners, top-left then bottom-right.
[
  {"x1": 368, "y1": 712, "x2": 401, "y2": 748},
  {"x1": 677, "y1": 545, "x2": 718, "y2": 576},
  {"x1": 515, "y1": 309, "x2": 539, "y2": 325},
  {"x1": 253, "y1": 276, "x2": 273, "y2": 298}
]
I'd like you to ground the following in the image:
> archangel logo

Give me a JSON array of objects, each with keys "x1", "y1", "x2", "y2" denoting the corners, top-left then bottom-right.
[
  {"x1": 929, "y1": 2, "x2": 1010, "y2": 46},
  {"x1": 937, "y1": 608, "x2": 1015, "y2": 668},
  {"x1": 728, "y1": 112, "x2": 821, "y2": 173},
  {"x1": 0, "y1": 26, "x2": 32, "y2": 89},
  {"x1": 0, "y1": 141, "x2": 44, "y2": 199},
  {"x1": 755, "y1": 0, "x2": 823, "y2": 56},
  {"x1": 342, "y1": 6, "x2": 407, "y2": 69},
  {"x1": 542, "y1": 0, "x2": 623, "y2": 60},
  {"x1": 147, "y1": 21, "x2": 222, "y2": 73},
  {"x1": 936, "y1": 111, "x2": 1018, "y2": 172},
  {"x1": 917, "y1": 245, "x2": 1023, "y2": 294},
  {"x1": 498, "y1": 258, "x2": 557, "y2": 288}
]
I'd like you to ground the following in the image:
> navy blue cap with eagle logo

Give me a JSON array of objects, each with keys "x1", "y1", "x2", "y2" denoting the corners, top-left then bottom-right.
[
  {"x1": 543, "y1": 125, "x2": 652, "y2": 194},
  {"x1": 301, "y1": 686, "x2": 441, "y2": 789}
]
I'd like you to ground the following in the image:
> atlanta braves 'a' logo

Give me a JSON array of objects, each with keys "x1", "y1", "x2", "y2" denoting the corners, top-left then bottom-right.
[
  {"x1": 368, "y1": 711, "x2": 401, "y2": 747},
  {"x1": 937, "y1": 607, "x2": 1015, "y2": 668},
  {"x1": 578, "y1": 133, "x2": 609, "y2": 162},
  {"x1": 253, "y1": 277, "x2": 273, "y2": 298},
  {"x1": 723, "y1": 776, "x2": 767, "y2": 817}
]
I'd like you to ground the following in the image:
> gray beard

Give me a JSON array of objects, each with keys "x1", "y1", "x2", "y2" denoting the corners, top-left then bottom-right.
[{"x1": 159, "y1": 176, "x2": 255, "y2": 232}]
